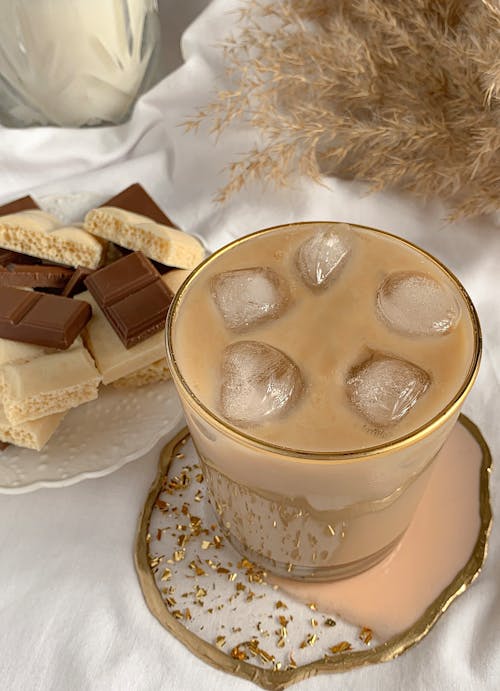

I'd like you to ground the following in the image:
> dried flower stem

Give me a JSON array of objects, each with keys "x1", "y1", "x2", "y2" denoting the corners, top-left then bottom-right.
[{"x1": 185, "y1": 0, "x2": 500, "y2": 218}]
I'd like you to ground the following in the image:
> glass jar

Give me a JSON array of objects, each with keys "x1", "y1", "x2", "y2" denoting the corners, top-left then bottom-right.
[{"x1": 0, "y1": 0, "x2": 161, "y2": 127}]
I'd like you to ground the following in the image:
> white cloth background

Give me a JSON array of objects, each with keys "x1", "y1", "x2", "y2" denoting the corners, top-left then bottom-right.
[{"x1": 0, "y1": 1, "x2": 498, "y2": 689}]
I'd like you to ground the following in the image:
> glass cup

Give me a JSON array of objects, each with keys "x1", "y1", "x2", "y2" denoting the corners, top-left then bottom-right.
[
  {"x1": 165, "y1": 222, "x2": 481, "y2": 581},
  {"x1": 0, "y1": 0, "x2": 161, "y2": 127}
]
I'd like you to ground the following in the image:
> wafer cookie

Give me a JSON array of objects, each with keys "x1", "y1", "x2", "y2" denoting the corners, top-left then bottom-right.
[
  {"x1": 0, "y1": 346, "x2": 101, "y2": 425},
  {"x1": 84, "y1": 207, "x2": 204, "y2": 270},
  {"x1": 0, "y1": 409, "x2": 66, "y2": 451},
  {"x1": 0, "y1": 210, "x2": 105, "y2": 268}
]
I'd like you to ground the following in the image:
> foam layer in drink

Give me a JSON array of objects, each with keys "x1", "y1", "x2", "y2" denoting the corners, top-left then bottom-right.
[{"x1": 174, "y1": 223, "x2": 475, "y2": 453}]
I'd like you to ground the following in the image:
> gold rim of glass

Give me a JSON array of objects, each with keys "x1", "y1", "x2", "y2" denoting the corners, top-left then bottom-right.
[{"x1": 166, "y1": 221, "x2": 482, "y2": 463}]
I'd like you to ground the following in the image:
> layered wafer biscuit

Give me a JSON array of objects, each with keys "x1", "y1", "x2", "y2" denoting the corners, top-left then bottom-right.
[
  {"x1": 112, "y1": 358, "x2": 170, "y2": 388},
  {"x1": 77, "y1": 291, "x2": 167, "y2": 385},
  {"x1": 84, "y1": 207, "x2": 204, "y2": 270},
  {"x1": 0, "y1": 210, "x2": 105, "y2": 268},
  {"x1": 0, "y1": 346, "x2": 101, "y2": 425},
  {"x1": 0, "y1": 409, "x2": 66, "y2": 451}
]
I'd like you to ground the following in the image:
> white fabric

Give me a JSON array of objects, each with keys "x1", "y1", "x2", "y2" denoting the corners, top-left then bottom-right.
[{"x1": 0, "y1": 1, "x2": 498, "y2": 689}]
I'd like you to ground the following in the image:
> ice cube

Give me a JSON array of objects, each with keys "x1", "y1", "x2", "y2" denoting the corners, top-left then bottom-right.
[
  {"x1": 220, "y1": 340, "x2": 304, "y2": 426},
  {"x1": 346, "y1": 354, "x2": 430, "y2": 427},
  {"x1": 377, "y1": 271, "x2": 460, "y2": 336},
  {"x1": 211, "y1": 268, "x2": 290, "y2": 330},
  {"x1": 295, "y1": 225, "x2": 351, "y2": 289}
]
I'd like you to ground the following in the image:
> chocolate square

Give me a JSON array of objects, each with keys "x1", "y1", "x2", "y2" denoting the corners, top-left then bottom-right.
[
  {"x1": 85, "y1": 252, "x2": 157, "y2": 307},
  {"x1": 84, "y1": 251, "x2": 173, "y2": 348},
  {"x1": 61, "y1": 267, "x2": 94, "y2": 297},
  {"x1": 0, "y1": 264, "x2": 74, "y2": 289},
  {"x1": 101, "y1": 184, "x2": 178, "y2": 228},
  {"x1": 0, "y1": 287, "x2": 91, "y2": 349},
  {"x1": 0, "y1": 195, "x2": 38, "y2": 216},
  {"x1": 106, "y1": 281, "x2": 172, "y2": 347},
  {"x1": 0, "y1": 288, "x2": 40, "y2": 324}
]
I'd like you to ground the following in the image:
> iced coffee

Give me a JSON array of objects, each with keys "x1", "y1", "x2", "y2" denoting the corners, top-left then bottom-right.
[{"x1": 166, "y1": 222, "x2": 480, "y2": 580}]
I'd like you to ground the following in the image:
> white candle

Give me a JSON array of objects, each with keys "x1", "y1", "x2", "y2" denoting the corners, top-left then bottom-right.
[{"x1": 0, "y1": 0, "x2": 160, "y2": 127}]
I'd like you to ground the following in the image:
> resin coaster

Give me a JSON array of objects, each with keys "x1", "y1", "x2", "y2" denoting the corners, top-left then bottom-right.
[{"x1": 135, "y1": 415, "x2": 491, "y2": 689}]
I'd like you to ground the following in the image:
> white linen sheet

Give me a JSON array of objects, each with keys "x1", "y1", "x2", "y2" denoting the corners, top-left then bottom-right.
[{"x1": 0, "y1": 1, "x2": 498, "y2": 689}]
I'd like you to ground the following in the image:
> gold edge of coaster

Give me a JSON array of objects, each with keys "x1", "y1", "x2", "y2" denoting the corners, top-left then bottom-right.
[{"x1": 134, "y1": 414, "x2": 492, "y2": 690}]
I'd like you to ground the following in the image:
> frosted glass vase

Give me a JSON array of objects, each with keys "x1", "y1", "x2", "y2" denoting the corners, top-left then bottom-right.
[{"x1": 0, "y1": 0, "x2": 161, "y2": 127}]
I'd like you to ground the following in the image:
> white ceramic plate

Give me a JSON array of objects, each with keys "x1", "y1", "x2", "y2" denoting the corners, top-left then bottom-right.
[
  {"x1": 0, "y1": 193, "x2": 185, "y2": 494},
  {"x1": 0, "y1": 380, "x2": 184, "y2": 494}
]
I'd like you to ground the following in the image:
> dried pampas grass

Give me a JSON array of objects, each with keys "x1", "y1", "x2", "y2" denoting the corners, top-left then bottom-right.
[{"x1": 185, "y1": 0, "x2": 500, "y2": 218}]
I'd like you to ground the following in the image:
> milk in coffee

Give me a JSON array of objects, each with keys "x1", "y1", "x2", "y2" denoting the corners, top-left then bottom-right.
[{"x1": 169, "y1": 222, "x2": 478, "y2": 579}]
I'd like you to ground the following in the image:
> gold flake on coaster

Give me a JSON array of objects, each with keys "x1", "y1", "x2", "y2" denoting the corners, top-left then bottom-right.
[{"x1": 135, "y1": 415, "x2": 491, "y2": 689}]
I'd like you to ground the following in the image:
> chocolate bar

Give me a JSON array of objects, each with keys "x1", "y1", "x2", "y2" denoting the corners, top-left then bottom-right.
[
  {"x1": 0, "y1": 250, "x2": 39, "y2": 267},
  {"x1": 77, "y1": 291, "x2": 167, "y2": 384},
  {"x1": 0, "y1": 195, "x2": 38, "y2": 215},
  {"x1": 84, "y1": 252, "x2": 173, "y2": 348},
  {"x1": 0, "y1": 264, "x2": 73, "y2": 289},
  {"x1": 61, "y1": 266, "x2": 94, "y2": 297},
  {"x1": 101, "y1": 183, "x2": 178, "y2": 227},
  {"x1": 0, "y1": 287, "x2": 91, "y2": 349}
]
